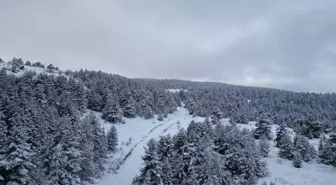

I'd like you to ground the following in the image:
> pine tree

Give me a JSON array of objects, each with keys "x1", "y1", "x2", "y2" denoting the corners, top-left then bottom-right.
[
  {"x1": 80, "y1": 114, "x2": 108, "y2": 178},
  {"x1": 123, "y1": 96, "x2": 136, "y2": 118},
  {"x1": 143, "y1": 104, "x2": 154, "y2": 120},
  {"x1": 0, "y1": 110, "x2": 35, "y2": 185},
  {"x1": 293, "y1": 151, "x2": 303, "y2": 168},
  {"x1": 42, "y1": 117, "x2": 84, "y2": 185},
  {"x1": 318, "y1": 135, "x2": 327, "y2": 158},
  {"x1": 107, "y1": 126, "x2": 118, "y2": 152},
  {"x1": 319, "y1": 139, "x2": 336, "y2": 166},
  {"x1": 275, "y1": 123, "x2": 287, "y2": 147},
  {"x1": 134, "y1": 139, "x2": 162, "y2": 185},
  {"x1": 294, "y1": 134, "x2": 316, "y2": 162},
  {"x1": 254, "y1": 119, "x2": 272, "y2": 140},
  {"x1": 156, "y1": 135, "x2": 173, "y2": 185},
  {"x1": 157, "y1": 113, "x2": 164, "y2": 121},
  {"x1": 278, "y1": 134, "x2": 295, "y2": 160},
  {"x1": 259, "y1": 136, "x2": 271, "y2": 157},
  {"x1": 102, "y1": 93, "x2": 123, "y2": 123},
  {"x1": 171, "y1": 129, "x2": 189, "y2": 185}
]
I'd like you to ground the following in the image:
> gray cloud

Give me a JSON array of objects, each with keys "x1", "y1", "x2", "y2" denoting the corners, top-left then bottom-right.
[{"x1": 1, "y1": 0, "x2": 336, "y2": 92}]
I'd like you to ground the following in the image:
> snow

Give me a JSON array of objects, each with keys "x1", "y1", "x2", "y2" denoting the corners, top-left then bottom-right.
[
  {"x1": 0, "y1": 62, "x2": 64, "y2": 77},
  {"x1": 233, "y1": 122, "x2": 336, "y2": 185},
  {"x1": 93, "y1": 108, "x2": 336, "y2": 185},
  {"x1": 165, "y1": 89, "x2": 187, "y2": 93},
  {"x1": 94, "y1": 107, "x2": 204, "y2": 185}
]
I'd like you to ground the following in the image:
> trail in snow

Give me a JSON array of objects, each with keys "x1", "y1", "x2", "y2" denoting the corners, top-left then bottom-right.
[
  {"x1": 95, "y1": 107, "x2": 204, "y2": 185},
  {"x1": 113, "y1": 123, "x2": 164, "y2": 173}
]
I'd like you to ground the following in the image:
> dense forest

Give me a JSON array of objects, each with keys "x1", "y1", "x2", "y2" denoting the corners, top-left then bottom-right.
[{"x1": 0, "y1": 58, "x2": 336, "y2": 185}]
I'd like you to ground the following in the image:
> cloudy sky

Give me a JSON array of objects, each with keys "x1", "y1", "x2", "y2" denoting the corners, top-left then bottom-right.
[{"x1": 1, "y1": 0, "x2": 336, "y2": 92}]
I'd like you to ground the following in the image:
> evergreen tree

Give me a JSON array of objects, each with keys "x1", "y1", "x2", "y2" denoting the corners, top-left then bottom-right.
[
  {"x1": 156, "y1": 135, "x2": 173, "y2": 185},
  {"x1": 81, "y1": 114, "x2": 108, "y2": 177},
  {"x1": 107, "y1": 126, "x2": 118, "y2": 152},
  {"x1": 259, "y1": 136, "x2": 271, "y2": 157},
  {"x1": 0, "y1": 111, "x2": 35, "y2": 185},
  {"x1": 293, "y1": 151, "x2": 303, "y2": 168},
  {"x1": 25, "y1": 61, "x2": 31, "y2": 66},
  {"x1": 42, "y1": 117, "x2": 84, "y2": 185},
  {"x1": 319, "y1": 139, "x2": 336, "y2": 166},
  {"x1": 102, "y1": 93, "x2": 123, "y2": 123},
  {"x1": 275, "y1": 123, "x2": 287, "y2": 147},
  {"x1": 157, "y1": 113, "x2": 164, "y2": 121},
  {"x1": 318, "y1": 135, "x2": 327, "y2": 158},
  {"x1": 278, "y1": 134, "x2": 295, "y2": 160},
  {"x1": 254, "y1": 119, "x2": 272, "y2": 140},
  {"x1": 294, "y1": 135, "x2": 316, "y2": 162},
  {"x1": 123, "y1": 96, "x2": 136, "y2": 118},
  {"x1": 134, "y1": 139, "x2": 162, "y2": 185}
]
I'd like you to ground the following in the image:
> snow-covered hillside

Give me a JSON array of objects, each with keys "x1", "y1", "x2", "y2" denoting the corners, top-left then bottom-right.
[
  {"x1": 93, "y1": 107, "x2": 205, "y2": 185},
  {"x1": 93, "y1": 109, "x2": 336, "y2": 185},
  {"x1": 258, "y1": 126, "x2": 335, "y2": 185},
  {"x1": 0, "y1": 61, "x2": 63, "y2": 77}
]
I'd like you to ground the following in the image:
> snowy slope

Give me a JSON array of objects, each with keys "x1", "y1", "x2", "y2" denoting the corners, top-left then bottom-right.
[
  {"x1": 218, "y1": 120, "x2": 336, "y2": 185},
  {"x1": 0, "y1": 62, "x2": 63, "y2": 77},
  {"x1": 235, "y1": 124, "x2": 336, "y2": 185},
  {"x1": 258, "y1": 125, "x2": 336, "y2": 185},
  {"x1": 94, "y1": 107, "x2": 205, "y2": 185},
  {"x1": 93, "y1": 110, "x2": 336, "y2": 185}
]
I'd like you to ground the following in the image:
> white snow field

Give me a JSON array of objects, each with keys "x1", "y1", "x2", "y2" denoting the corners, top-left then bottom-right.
[{"x1": 94, "y1": 108, "x2": 336, "y2": 185}]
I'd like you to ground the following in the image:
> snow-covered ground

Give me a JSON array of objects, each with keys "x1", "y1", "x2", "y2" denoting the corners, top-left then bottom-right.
[
  {"x1": 93, "y1": 107, "x2": 205, "y2": 185},
  {"x1": 92, "y1": 108, "x2": 336, "y2": 185},
  {"x1": 165, "y1": 89, "x2": 187, "y2": 93},
  {"x1": 218, "y1": 120, "x2": 335, "y2": 185},
  {"x1": 0, "y1": 62, "x2": 63, "y2": 77},
  {"x1": 257, "y1": 125, "x2": 336, "y2": 185}
]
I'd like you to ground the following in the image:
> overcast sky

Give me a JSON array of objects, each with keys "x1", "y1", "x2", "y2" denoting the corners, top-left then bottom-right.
[{"x1": 1, "y1": 0, "x2": 336, "y2": 92}]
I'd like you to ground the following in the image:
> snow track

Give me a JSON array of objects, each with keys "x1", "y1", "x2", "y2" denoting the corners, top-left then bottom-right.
[{"x1": 113, "y1": 123, "x2": 164, "y2": 173}]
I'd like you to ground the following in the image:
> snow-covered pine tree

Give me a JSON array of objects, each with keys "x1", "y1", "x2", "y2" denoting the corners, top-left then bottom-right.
[
  {"x1": 211, "y1": 108, "x2": 223, "y2": 125},
  {"x1": 318, "y1": 135, "x2": 327, "y2": 158},
  {"x1": 293, "y1": 151, "x2": 303, "y2": 168},
  {"x1": 87, "y1": 89, "x2": 103, "y2": 111},
  {"x1": 278, "y1": 134, "x2": 295, "y2": 160},
  {"x1": 42, "y1": 117, "x2": 84, "y2": 185},
  {"x1": 157, "y1": 113, "x2": 164, "y2": 121},
  {"x1": 275, "y1": 123, "x2": 287, "y2": 147},
  {"x1": 138, "y1": 99, "x2": 154, "y2": 119},
  {"x1": 107, "y1": 126, "x2": 118, "y2": 152},
  {"x1": 156, "y1": 135, "x2": 173, "y2": 184},
  {"x1": 78, "y1": 117, "x2": 96, "y2": 183},
  {"x1": 80, "y1": 113, "x2": 108, "y2": 178},
  {"x1": 102, "y1": 93, "x2": 123, "y2": 123},
  {"x1": 0, "y1": 111, "x2": 6, "y2": 149},
  {"x1": 133, "y1": 139, "x2": 162, "y2": 185},
  {"x1": 171, "y1": 128, "x2": 189, "y2": 185},
  {"x1": 254, "y1": 119, "x2": 272, "y2": 140},
  {"x1": 294, "y1": 134, "x2": 316, "y2": 162},
  {"x1": 319, "y1": 139, "x2": 336, "y2": 166},
  {"x1": 123, "y1": 95, "x2": 136, "y2": 118},
  {"x1": 0, "y1": 109, "x2": 35, "y2": 185},
  {"x1": 259, "y1": 136, "x2": 271, "y2": 157}
]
